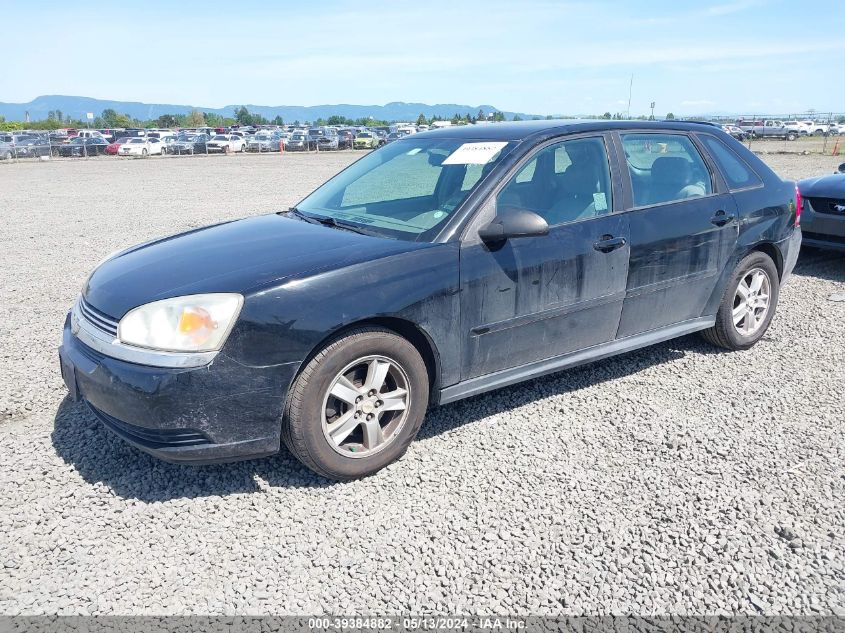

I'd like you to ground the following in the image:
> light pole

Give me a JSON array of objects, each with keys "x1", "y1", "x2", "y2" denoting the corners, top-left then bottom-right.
[{"x1": 650, "y1": 102, "x2": 655, "y2": 121}]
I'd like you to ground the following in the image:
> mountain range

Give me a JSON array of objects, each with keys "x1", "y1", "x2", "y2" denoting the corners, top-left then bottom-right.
[{"x1": 0, "y1": 95, "x2": 541, "y2": 123}]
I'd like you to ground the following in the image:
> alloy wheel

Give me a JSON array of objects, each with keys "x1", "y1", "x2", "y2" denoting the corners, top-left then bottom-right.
[
  {"x1": 732, "y1": 268, "x2": 771, "y2": 336},
  {"x1": 321, "y1": 355, "x2": 410, "y2": 458}
]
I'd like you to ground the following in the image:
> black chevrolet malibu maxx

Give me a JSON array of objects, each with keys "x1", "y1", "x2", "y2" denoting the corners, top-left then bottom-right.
[{"x1": 60, "y1": 121, "x2": 801, "y2": 479}]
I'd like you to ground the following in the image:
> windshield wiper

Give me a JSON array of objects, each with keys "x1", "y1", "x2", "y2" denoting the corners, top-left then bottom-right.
[
  {"x1": 284, "y1": 206, "x2": 321, "y2": 225},
  {"x1": 284, "y1": 207, "x2": 371, "y2": 235},
  {"x1": 312, "y1": 215, "x2": 371, "y2": 235}
]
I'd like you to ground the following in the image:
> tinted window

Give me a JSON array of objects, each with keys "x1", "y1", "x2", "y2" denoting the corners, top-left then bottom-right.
[
  {"x1": 700, "y1": 135, "x2": 762, "y2": 190},
  {"x1": 497, "y1": 137, "x2": 613, "y2": 226},
  {"x1": 622, "y1": 133, "x2": 713, "y2": 207}
]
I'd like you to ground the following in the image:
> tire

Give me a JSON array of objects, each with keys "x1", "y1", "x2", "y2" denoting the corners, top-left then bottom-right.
[
  {"x1": 283, "y1": 327, "x2": 429, "y2": 480},
  {"x1": 3, "y1": 151, "x2": 11, "y2": 161},
  {"x1": 786, "y1": 132, "x2": 797, "y2": 141},
  {"x1": 701, "y1": 251, "x2": 780, "y2": 351},
  {"x1": 141, "y1": 149, "x2": 148, "y2": 156}
]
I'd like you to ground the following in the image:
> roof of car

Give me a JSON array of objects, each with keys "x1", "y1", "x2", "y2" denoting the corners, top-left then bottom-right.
[{"x1": 411, "y1": 119, "x2": 720, "y2": 142}]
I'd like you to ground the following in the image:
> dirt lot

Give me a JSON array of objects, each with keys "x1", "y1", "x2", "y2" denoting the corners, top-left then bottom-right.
[{"x1": 0, "y1": 151, "x2": 843, "y2": 615}]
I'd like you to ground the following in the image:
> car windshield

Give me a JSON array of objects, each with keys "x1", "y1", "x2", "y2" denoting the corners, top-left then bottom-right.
[
  {"x1": 128, "y1": 139, "x2": 144, "y2": 144},
  {"x1": 69, "y1": 138, "x2": 85, "y2": 144},
  {"x1": 212, "y1": 135, "x2": 228, "y2": 140},
  {"x1": 296, "y1": 137, "x2": 515, "y2": 241},
  {"x1": 358, "y1": 133, "x2": 372, "y2": 138}
]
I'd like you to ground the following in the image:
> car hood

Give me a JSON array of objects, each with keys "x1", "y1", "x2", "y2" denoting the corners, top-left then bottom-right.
[
  {"x1": 798, "y1": 174, "x2": 845, "y2": 198},
  {"x1": 84, "y1": 214, "x2": 427, "y2": 318}
]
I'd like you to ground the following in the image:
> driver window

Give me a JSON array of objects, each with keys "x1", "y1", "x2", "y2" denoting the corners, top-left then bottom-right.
[{"x1": 496, "y1": 137, "x2": 613, "y2": 226}]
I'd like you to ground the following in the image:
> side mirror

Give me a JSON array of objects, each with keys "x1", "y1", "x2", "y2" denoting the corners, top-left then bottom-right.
[
  {"x1": 478, "y1": 207, "x2": 549, "y2": 242},
  {"x1": 837, "y1": 162, "x2": 845, "y2": 174}
]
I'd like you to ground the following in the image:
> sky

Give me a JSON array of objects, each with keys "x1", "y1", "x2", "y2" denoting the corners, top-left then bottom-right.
[{"x1": 2, "y1": 0, "x2": 844, "y2": 117}]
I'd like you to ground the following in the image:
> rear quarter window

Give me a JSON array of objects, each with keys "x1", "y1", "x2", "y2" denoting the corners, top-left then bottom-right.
[{"x1": 699, "y1": 135, "x2": 762, "y2": 190}]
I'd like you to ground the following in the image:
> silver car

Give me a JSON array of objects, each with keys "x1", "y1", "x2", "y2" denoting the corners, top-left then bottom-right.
[{"x1": 246, "y1": 132, "x2": 282, "y2": 152}]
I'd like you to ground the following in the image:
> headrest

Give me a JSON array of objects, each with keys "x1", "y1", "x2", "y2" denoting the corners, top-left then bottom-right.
[{"x1": 651, "y1": 156, "x2": 691, "y2": 185}]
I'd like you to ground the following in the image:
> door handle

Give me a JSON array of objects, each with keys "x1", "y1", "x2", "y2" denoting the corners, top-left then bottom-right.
[
  {"x1": 593, "y1": 235, "x2": 627, "y2": 253},
  {"x1": 710, "y1": 210, "x2": 735, "y2": 227}
]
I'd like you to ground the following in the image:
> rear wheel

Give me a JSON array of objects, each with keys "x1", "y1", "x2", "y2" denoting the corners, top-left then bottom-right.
[
  {"x1": 283, "y1": 327, "x2": 429, "y2": 480},
  {"x1": 786, "y1": 132, "x2": 797, "y2": 141},
  {"x1": 141, "y1": 149, "x2": 148, "y2": 156},
  {"x1": 701, "y1": 251, "x2": 779, "y2": 350}
]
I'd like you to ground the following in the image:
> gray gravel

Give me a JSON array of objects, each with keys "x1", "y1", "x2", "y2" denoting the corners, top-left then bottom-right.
[{"x1": 0, "y1": 152, "x2": 843, "y2": 615}]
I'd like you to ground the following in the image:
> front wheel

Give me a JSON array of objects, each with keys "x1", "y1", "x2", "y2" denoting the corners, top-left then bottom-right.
[
  {"x1": 141, "y1": 149, "x2": 148, "y2": 156},
  {"x1": 283, "y1": 327, "x2": 429, "y2": 480},
  {"x1": 701, "y1": 251, "x2": 780, "y2": 350}
]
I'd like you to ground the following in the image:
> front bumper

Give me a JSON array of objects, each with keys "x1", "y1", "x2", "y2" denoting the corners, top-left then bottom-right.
[{"x1": 58, "y1": 314, "x2": 298, "y2": 464}]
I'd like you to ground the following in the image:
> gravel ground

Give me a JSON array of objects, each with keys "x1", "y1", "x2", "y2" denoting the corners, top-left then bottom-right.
[{"x1": 0, "y1": 152, "x2": 843, "y2": 616}]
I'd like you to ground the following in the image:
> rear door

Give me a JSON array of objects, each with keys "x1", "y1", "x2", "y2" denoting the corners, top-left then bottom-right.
[{"x1": 615, "y1": 131, "x2": 738, "y2": 337}]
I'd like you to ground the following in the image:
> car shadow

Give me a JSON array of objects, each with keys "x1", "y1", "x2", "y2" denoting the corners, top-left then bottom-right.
[
  {"x1": 792, "y1": 248, "x2": 845, "y2": 283},
  {"x1": 53, "y1": 337, "x2": 687, "y2": 501},
  {"x1": 51, "y1": 397, "x2": 332, "y2": 502},
  {"x1": 418, "y1": 337, "x2": 689, "y2": 440}
]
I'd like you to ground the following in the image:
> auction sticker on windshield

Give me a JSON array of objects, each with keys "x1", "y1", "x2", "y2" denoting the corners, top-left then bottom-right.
[{"x1": 442, "y1": 142, "x2": 508, "y2": 165}]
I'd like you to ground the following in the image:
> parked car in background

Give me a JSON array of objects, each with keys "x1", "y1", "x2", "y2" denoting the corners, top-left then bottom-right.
[
  {"x1": 0, "y1": 139, "x2": 14, "y2": 160},
  {"x1": 383, "y1": 132, "x2": 402, "y2": 144},
  {"x1": 809, "y1": 122, "x2": 840, "y2": 136},
  {"x1": 49, "y1": 133, "x2": 70, "y2": 155},
  {"x1": 721, "y1": 125, "x2": 747, "y2": 141},
  {"x1": 337, "y1": 130, "x2": 355, "y2": 149},
  {"x1": 353, "y1": 131, "x2": 379, "y2": 149},
  {"x1": 75, "y1": 130, "x2": 106, "y2": 140},
  {"x1": 59, "y1": 120, "x2": 801, "y2": 479},
  {"x1": 737, "y1": 119, "x2": 798, "y2": 140},
  {"x1": 798, "y1": 170, "x2": 845, "y2": 250},
  {"x1": 206, "y1": 134, "x2": 246, "y2": 153},
  {"x1": 169, "y1": 134, "x2": 210, "y2": 154},
  {"x1": 783, "y1": 121, "x2": 813, "y2": 136},
  {"x1": 246, "y1": 131, "x2": 283, "y2": 152},
  {"x1": 106, "y1": 137, "x2": 131, "y2": 155},
  {"x1": 285, "y1": 133, "x2": 310, "y2": 151},
  {"x1": 119, "y1": 138, "x2": 155, "y2": 157},
  {"x1": 58, "y1": 137, "x2": 109, "y2": 156},
  {"x1": 2, "y1": 133, "x2": 50, "y2": 158}
]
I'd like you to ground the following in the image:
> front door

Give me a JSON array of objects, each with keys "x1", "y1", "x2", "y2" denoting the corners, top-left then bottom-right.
[
  {"x1": 460, "y1": 135, "x2": 630, "y2": 379},
  {"x1": 615, "y1": 132, "x2": 739, "y2": 337}
]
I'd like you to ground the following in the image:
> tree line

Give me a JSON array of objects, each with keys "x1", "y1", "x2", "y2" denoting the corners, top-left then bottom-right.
[{"x1": 7, "y1": 106, "x2": 838, "y2": 132}]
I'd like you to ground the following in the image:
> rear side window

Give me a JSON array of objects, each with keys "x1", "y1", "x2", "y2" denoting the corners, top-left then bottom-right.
[
  {"x1": 699, "y1": 135, "x2": 762, "y2": 190},
  {"x1": 621, "y1": 133, "x2": 713, "y2": 207}
]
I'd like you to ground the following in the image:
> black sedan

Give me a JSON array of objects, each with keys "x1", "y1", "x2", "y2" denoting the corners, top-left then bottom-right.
[
  {"x1": 798, "y1": 164, "x2": 845, "y2": 250},
  {"x1": 58, "y1": 137, "x2": 109, "y2": 157},
  {"x1": 60, "y1": 120, "x2": 801, "y2": 480}
]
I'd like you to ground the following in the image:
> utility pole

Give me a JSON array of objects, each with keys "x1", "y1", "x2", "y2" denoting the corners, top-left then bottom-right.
[
  {"x1": 650, "y1": 101, "x2": 655, "y2": 121},
  {"x1": 626, "y1": 74, "x2": 633, "y2": 119}
]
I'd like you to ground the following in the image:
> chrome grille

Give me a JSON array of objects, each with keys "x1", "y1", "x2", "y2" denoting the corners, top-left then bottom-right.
[{"x1": 79, "y1": 297, "x2": 119, "y2": 337}]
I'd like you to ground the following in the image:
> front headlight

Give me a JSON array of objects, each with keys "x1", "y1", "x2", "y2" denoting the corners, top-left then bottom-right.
[{"x1": 118, "y1": 293, "x2": 243, "y2": 353}]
